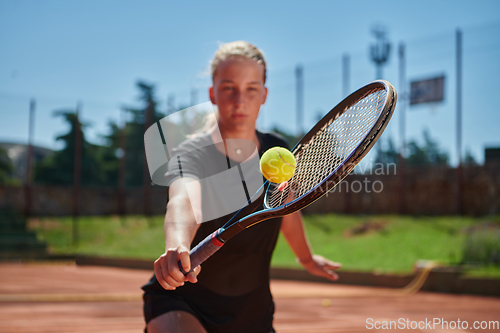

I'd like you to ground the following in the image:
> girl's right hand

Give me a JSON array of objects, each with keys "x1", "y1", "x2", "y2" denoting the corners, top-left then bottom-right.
[{"x1": 154, "y1": 245, "x2": 201, "y2": 290}]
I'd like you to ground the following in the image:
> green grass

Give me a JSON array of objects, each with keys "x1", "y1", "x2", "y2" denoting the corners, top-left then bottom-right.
[
  {"x1": 271, "y1": 215, "x2": 473, "y2": 273},
  {"x1": 463, "y1": 266, "x2": 500, "y2": 279},
  {"x1": 29, "y1": 215, "x2": 165, "y2": 259},
  {"x1": 28, "y1": 214, "x2": 500, "y2": 278}
]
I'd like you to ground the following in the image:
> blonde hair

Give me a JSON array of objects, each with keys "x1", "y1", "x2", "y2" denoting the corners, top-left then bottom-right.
[{"x1": 210, "y1": 41, "x2": 267, "y2": 83}]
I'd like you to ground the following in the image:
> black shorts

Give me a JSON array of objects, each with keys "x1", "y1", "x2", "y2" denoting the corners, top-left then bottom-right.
[{"x1": 142, "y1": 275, "x2": 275, "y2": 333}]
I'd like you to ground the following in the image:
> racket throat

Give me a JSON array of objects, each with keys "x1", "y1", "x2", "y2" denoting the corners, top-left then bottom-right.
[
  {"x1": 218, "y1": 222, "x2": 246, "y2": 242},
  {"x1": 219, "y1": 208, "x2": 280, "y2": 242}
]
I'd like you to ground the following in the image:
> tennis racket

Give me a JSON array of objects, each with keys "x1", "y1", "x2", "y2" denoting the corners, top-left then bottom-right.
[{"x1": 180, "y1": 80, "x2": 397, "y2": 274}]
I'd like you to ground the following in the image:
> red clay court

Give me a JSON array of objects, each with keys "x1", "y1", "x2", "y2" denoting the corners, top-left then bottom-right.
[{"x1": 1, "y1": 262, "x2": 499, "y2": 333}]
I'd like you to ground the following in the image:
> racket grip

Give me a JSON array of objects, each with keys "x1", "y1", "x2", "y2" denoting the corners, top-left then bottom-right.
[{"x1": 178, "y1": 231, "x2": 224, "y2": 275}]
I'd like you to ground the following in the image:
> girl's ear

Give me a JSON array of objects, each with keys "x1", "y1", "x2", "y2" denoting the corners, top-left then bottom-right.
[
  {"x1": 209, "y1": 86, "x2": 216, "y2": 105},
  {"x1": 261, "y1": 86, "x2": 268, "y2": 105}
]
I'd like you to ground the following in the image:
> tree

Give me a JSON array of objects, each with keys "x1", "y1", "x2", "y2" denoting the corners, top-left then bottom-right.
[
  {"x1": 116, "y1": 81, "x2": 165, "y2": 187},
  {"x1": 96, "y1": 120, "x2": 121, "y2": 186},
  {"x1": 374, "y1": 136, "x2": 399, "y2": 167},
  {"x1": 35, "y1": 111, "x2": 105, "y2": 186},
  {"x1": 463, "y1": 148, "x2": 478, "y2": 167},
  {"x1": 405, "y1": 129, "x2": 449, "y2": 168}
]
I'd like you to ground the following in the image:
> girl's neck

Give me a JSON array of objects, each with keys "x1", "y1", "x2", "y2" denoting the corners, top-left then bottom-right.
[
  {"x1": 210, "y1": 126, "x2": 260, "y2": 162},
  {"x1": 219, "y1": 126, "x2": 258, "y2": 144}
]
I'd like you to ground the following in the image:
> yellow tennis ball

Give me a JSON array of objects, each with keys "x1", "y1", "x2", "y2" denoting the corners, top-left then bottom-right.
[
  {"x1": 321, "y1": 298, "x2": 331, "y2": 307},
  {"x1": 260, "y1": 147, "x2": 296, "y2": 183}
]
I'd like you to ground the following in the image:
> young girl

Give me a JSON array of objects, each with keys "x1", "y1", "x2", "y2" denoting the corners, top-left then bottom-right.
[{"x1": 142, "y1": 41, "x2": 341, "y2": 333}]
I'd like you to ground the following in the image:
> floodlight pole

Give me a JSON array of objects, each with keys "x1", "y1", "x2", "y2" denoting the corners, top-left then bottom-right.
[
  {"x1": 398, "y1": 43, "x2": 406, "y2": 215},
  {"x1": 370, "y1": 26, "x2": 391, "y2": 79},
  {"x1": 295, "y1": 64, "x2": 304, "y2": 136},
  {"x1": 342, "y1": 53, "x2": 351, "y2": 213},
  {"x1": 342, "y1": 53, "x2": 350, "y2": 97},
  {"x1": 143, "y1": 100, "x2": 153, "y2": 217},
  {"x1": 456, "y1": 29, "x2": 463, "y2": 215},
  {"x1": 167, "y1": 94, "x2": 175, "y2": 115},
  {"x1": 191, "y1": 88, "x2": 198, "y2": 106},
  {"x1": 72, "y1": 102, "x2": 82, "y2": 247},
  {"x1": 118, "y1": 108, "x2": 126, "y2": 217},
  {"x1": 25, "y1": 99, "x2": 35, "y2": 217}
]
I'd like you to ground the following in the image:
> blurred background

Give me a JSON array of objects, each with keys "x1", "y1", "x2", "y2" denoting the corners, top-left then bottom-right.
[{"x1": 0, "y1": 0, "x2": 499, "y2": 279}]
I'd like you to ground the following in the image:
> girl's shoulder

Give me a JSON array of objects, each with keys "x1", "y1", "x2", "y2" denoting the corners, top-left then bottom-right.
[{"x1": 256, "y1": 130, "x2": 290, "y2": 151}]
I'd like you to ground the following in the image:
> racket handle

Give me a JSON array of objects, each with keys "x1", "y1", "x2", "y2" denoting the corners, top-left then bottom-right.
[{"x1": 178, "y1": 231, "x2": 224, "y2": 275}]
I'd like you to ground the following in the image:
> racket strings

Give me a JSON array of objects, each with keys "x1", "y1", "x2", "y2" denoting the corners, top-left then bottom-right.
[{"x1": 268, "y1": 89, "x2": 387, "y2": 208}]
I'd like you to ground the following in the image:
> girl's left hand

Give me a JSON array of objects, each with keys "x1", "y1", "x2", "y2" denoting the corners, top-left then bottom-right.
[{"x1": 298, "y1": 254, "x2": 342, "y2": 281}]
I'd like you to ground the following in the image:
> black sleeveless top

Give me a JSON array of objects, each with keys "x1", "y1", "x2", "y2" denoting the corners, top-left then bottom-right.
[{"x1": 142, "y1": 131, "x2": 288, "y2": 333}]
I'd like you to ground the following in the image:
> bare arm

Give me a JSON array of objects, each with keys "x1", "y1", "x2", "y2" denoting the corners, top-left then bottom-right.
[
  {"x1": 154, "y1": 177, "x2": 202, "y2": 290},
  {"x1": 280, "y1": 212, "x2": 341, "y2": 281}
]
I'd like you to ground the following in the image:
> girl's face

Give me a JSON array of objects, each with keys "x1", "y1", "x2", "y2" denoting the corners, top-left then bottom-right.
[{"x1": 209, "y1": 56, "x2": 267, "y2": 133}]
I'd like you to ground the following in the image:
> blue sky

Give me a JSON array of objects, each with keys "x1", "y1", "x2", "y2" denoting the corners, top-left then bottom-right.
[{"x1": 1, "y1": 0, "x2": 500, "y2": 165}]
